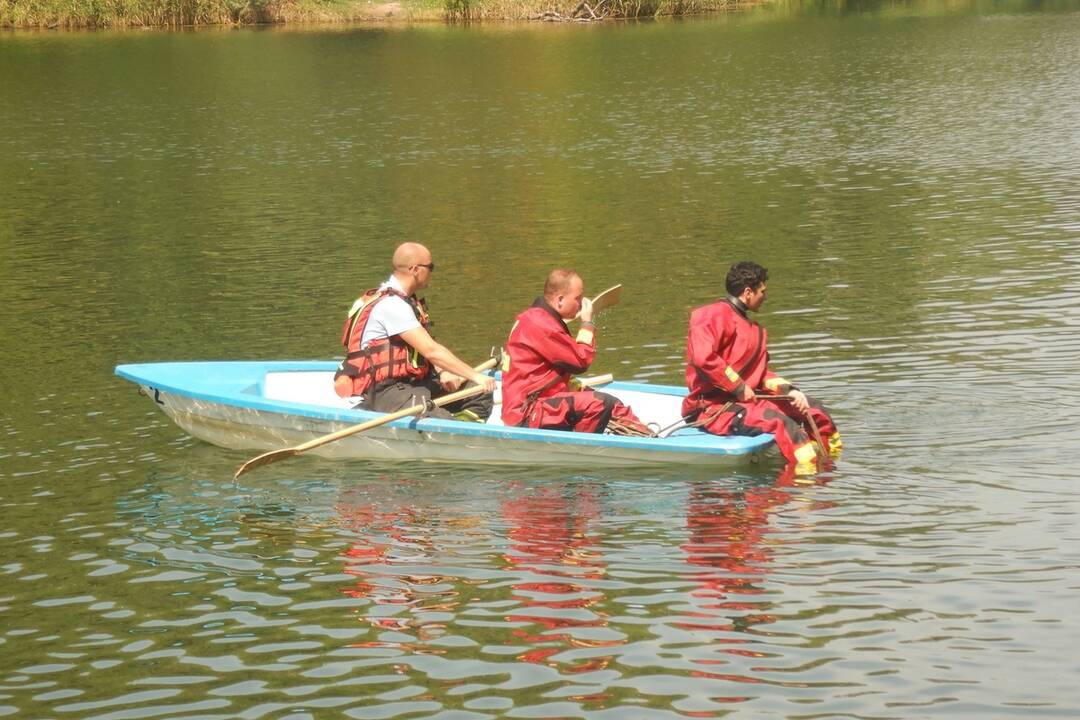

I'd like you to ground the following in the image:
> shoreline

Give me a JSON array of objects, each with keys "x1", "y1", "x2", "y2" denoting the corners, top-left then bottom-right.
[{"x1": 1, "y1": 0, "x2": 757, "y2": 30}]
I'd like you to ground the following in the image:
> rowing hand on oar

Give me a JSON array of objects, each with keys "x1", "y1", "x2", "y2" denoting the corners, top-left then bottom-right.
[{"x1": 234, "y1": 358, "x2": 497, "y2": 478}]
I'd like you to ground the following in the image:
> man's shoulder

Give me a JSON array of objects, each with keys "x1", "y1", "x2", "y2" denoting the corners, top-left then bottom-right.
[
  {"x1": 367, "y1": 292, "x2": 419, "y2": 332},
  {"x1": 370, "y1": 290, "x2": 411, "y2": 311},
  {"x1": 510, "y1": 305, "x2": 563, "y2": 342},
  {"x1": 384, "y1": 291, "x2": 411, "y2": 304},
  {"x1": 516, "y1": 304, "x2": 557, "y2": 325},
  {"x1": 690, "y1": 300, "x2": 731, "y2": 320}
]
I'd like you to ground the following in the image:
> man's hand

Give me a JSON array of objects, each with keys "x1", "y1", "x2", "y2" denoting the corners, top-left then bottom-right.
[
  {"x1": 438, "y1": 370, "x2": 465, "y2": 392},
  {"x1": 398, "y1": 326, "x2": 496, "y2": 395},
  {"x1": 471, "y1": 373, "x2": 496, "y2": 393},
  {"x1": 737, "y1": 383, "x2": 755, "y2": 402},
  {"x1": 787, "y1": 389, "x2": 810, "y2": 414},
  {"x1": 578, "y1": 297, "x2": 595, "y2": 324}
]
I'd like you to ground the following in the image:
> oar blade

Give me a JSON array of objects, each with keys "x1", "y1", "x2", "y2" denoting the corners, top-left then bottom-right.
[
  {"x1": 590, "y1": 284, "x2": 622, "y2": 313},
  {"x1": 573, "y1": 284, "x2": 623, "y2": 321},
  {"x1": 234, "y1": 447, "x2": 301, "y2": 478}
]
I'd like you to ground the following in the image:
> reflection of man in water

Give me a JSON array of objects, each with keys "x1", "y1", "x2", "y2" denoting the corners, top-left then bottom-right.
[
  {"x1": 501, "y1": 483, "x2": 615, "y2": 669},
  {"x1": 677, "y1": 479, "x2": 812, "y2": 635},
  {"x1": 334, "y1": 481, "x2": 619, "y2": 671},
  {"x1": 337, "y1": 499, "x2": 445, "y2": 632}
]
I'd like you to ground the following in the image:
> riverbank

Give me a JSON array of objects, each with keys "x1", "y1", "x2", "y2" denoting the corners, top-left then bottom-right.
[{"x1": 0, "y1": 0, "x2": 752, "y2": 28}]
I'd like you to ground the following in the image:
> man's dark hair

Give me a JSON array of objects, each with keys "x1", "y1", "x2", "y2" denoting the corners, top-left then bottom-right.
[{"x1": 725, "y1": 261, "x2": 768, "y2": 297}]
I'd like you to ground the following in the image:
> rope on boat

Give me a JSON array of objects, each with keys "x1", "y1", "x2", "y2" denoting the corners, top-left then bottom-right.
[{"x1": 655, "y1": 401, "x2": 735, "y2": 439}]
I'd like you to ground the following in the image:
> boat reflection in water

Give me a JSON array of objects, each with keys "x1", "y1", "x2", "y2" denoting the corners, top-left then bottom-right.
[{"x1": 329, "y1": 463, "x2": 835, "y2": 690}]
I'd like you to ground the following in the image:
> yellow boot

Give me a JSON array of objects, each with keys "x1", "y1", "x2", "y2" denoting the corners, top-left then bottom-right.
[
  {"x1": 828, "y1": 432, "x2": 843, "y2": 457},
  {"x1": 793, "y1": 441, "x2": 819, "y2": 476}
]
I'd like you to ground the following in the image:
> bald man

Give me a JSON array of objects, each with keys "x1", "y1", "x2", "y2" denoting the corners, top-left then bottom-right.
[
  {"x1": 501, "y1": 269, "x2": 651, "y2": 436},
  {"x1": 333, "y1": 242, "x2": 495, "y2": 421}
]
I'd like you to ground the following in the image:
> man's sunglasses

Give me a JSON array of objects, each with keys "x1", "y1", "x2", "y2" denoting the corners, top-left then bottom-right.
[{"x1": 414, "y1": 263, "x2": 436, "y2": 271}]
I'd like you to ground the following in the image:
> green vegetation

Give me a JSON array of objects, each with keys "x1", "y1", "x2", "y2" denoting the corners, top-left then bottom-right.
[
  {"x1": 1, "y1": 0, "x2": 391, "y2": 27},
  {"x1": 0, "y1": 0, "x2": 749, "y2": 28}
]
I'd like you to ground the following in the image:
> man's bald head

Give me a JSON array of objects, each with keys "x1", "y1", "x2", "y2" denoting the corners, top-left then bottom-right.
[
  {"x1": 392, "y1": 242, "x2": 431, "y2": 272},
  {"x1": 543, "y1": 269, "x2": 586, "y2": 320},
  {"x1": 544, "y1": 269, "x2": 582, "y2": 301}
]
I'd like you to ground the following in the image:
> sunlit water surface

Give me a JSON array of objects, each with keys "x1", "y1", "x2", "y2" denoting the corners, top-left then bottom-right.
[{"x1": 2, "y1": 3, "x2": 1080, "y2": 717}]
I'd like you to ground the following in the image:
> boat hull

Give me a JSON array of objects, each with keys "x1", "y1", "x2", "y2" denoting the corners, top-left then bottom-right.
[{"x1": 117, "y1": 361, "x2": 776, "y2": 467}]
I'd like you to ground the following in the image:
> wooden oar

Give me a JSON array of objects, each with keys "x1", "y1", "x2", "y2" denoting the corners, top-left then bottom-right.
[
  {"x1": 578, "y1": 373, "x2": 613, "y2": 387},
  {"x1": 590, "y1": 284, "x2": 622, "y2": 314},
  {"x1": 574, "y1": 284, "x2": 622, "y2": 320},
  {"x1": 235, "y1": 358, "x2": 497, "y2": 478}
]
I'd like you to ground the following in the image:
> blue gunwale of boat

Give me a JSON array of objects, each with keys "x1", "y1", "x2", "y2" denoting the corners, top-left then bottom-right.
[{"x1": 115, "y1": 361, "x2": 774, "y2": 456}]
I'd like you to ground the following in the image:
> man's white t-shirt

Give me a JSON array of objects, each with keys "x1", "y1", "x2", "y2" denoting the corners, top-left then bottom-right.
[{"x1": 359, "y1": 275, "x2": 422, "y2": 349}]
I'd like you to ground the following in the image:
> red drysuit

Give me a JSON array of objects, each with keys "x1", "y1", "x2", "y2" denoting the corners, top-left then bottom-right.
[
  {"x1": 502, "y1": 298, "x2": 646, "y2": 434},
  {"x1": 683, "y1": 298, "x2": 838, "y2": 466}
]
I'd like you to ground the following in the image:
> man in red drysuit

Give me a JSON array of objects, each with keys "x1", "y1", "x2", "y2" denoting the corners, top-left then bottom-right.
[
  {"x1": 683, "y1": 261, "x2": 841, "y2": 471},
  {"x1": 501, "y1": 269, "x2": 650, "y2": 435}
]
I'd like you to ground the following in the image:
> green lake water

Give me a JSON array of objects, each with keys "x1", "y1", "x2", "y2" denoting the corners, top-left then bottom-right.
[{"x1": 2, "y1": 3, "x2": 1080, "y2": 717}]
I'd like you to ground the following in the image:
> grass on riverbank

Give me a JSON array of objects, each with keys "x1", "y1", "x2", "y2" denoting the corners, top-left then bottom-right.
[
  {"x1": 1, "y1": 0, "x2": 749, "y2": 28},
  {"x1": 0, "y1": 0, "x2": 388, "y2": 27}
]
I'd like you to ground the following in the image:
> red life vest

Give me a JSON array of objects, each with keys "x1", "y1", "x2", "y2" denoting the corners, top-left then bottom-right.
[{"x1": 333, "y1": 287, "x2": 432, "y2": 398}]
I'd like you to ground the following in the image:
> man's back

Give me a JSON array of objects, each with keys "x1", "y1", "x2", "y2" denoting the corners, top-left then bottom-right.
[{"x1": 502, "y1": 301, "x2": 594, "y2": 427}]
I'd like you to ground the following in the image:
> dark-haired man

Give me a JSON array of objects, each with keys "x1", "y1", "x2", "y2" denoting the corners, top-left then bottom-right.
[
  {"x1": 501, "y1": 269, "x2": 650, "y2": 435},
  {"x1": 683, "y1": 260, "x2": 840, "y2": 471},
  {"x1": 333, "y1": 242, "x2": 495, "y2": 421}
]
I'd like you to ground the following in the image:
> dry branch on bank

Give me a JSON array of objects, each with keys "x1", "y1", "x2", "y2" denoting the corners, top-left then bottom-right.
[{"x1": 534, "y1": 0, "x2": 606, "y2": 21}]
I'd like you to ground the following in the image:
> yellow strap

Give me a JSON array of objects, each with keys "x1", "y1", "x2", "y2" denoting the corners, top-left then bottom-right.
[
  {"x1": 348, "y1": 289, "x2": 386, "y2": 317},
  {"x1": 347, "y1": 297, "x2": 366, "y2": 316}
]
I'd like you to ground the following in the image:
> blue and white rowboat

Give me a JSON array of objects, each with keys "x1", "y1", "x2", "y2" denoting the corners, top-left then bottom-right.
[{"x1": 114, "y1": 361, "x2": 776, "y2": 467}]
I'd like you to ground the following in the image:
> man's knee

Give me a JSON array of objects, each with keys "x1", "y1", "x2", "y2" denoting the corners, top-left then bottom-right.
[
  {"x1": 464, "y1": 389, "x2": 494, "y2": 420},
  {"x1": 365, "y1": 381, "x2": 441, "y2": 416}
]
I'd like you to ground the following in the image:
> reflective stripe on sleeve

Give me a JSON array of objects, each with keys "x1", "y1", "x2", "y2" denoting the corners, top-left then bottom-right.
[{"x1": 576, "y1": 328, "x2": 594, "y2": 345}]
